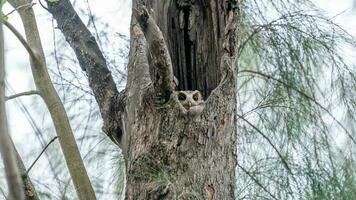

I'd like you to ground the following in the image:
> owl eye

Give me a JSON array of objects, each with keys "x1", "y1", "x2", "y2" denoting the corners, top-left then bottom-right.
[
  {"x1": 193, "y1": 92, "x2": 200, "y2": 101},
  {"x1": 178, "y1": 92, "x2": 187, "y2": 101}
]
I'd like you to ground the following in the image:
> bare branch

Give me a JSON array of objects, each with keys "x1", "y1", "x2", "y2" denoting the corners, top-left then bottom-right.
[
  {"x1": 8, "y1": 0, "x2": 97, "y2": 199},
  {"x1": 4, "y1": 2, "x2": 35, "y2": 17},
  {"x1": 134, "y1": 5, "x2": 174, "y2": 99},
  {"x1": 237, "y1": 162, "x2": 279, "y2": 200},
  {"x1": 1, "y1": 20, "x2": 37, "y2": 60},
  {"x1": 0, "y1": 6, "x2": 25, "y2": 199},
  {"x1": 45, "y1": 0, "x2": 125, "y2": 145},
  {"x1": 6, "y1": 82, "x2": 63, "y2": 188},
  {"x1": 46, "y1": 0, "x2": 119, "y2": 104},
  {"x1": 27, "y1": 136, "x2": 59, "y2": 173},
  {"x1": 5, "y1": 90, "x2": 40, "y2": 101},
  {"x1": 11, "y1": 139, "x2": 40, "y2": 200},
  {"x1": 236, "y1": 113, "x2": 293, "y2": 175}
]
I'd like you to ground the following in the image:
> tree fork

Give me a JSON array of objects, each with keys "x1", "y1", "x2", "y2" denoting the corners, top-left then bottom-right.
[
  {"x1": 123, "y1": 1, "x2": 239, "y2": 199},
  {"x1": 46, "y1": 0, "x2": 239, "y2": 199}
]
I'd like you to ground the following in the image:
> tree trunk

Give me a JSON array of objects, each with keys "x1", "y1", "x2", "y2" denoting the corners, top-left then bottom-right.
[
  {"x1": 7, "y1": 0, "x2": 96, "y2": 199},
  {"x1": 124, "y1": 1, "x2": 238, "y2": 199},
  {"x1": 0, "y1": 6, "x2": 25, "y2": 199},
  {"x1": 46, "y1": 0, "x2": 239, "y2": 199}
]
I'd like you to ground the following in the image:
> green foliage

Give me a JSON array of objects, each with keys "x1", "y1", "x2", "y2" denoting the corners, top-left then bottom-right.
[
  {"x1": 1, "y1": 14, "x2": 8, "y2": 22},
  {"x1": 131, "y1": 155, "x2": 173, "y2": 191},
  {"x1": 304, "y1": 158, "x2": 356, "y2": 200},
  {"x1": 236, "y1": 0, "x2": 356, "y2": 199},
  {"x1": 0, "y1": 0, "x2": 7, "y2": 22}
]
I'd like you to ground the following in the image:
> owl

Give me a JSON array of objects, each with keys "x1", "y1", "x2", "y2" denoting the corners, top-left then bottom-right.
[{"x1": 176, "y1": 90, "x2": 205, "y2": 117}]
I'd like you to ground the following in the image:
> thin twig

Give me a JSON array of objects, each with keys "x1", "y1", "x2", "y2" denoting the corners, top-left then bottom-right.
[
  {"x1": 0, "y1": 186, "x2": 8, "y2": 200},
  {"x1": 238, "y1": 11, "x2": 306, "y2": 54},
  {"x1": 236, "y1": 113, "x2": 293, "y2": 174},
  {"x1": 6, "y1": 81, "x2": 63, "y2": 185},
  {"x1": 38, "y1": 0, "x2": 49, "y2": 12},
  {"x1": 27, "y1": 136, "x2": 59, "y2": 174},
  {"x1": 237, "y1": 162, "x2": 279, "y2": 200},
  {"x1": 238, "y1": 69, "x2": 356, "y2": 145},
  {"x1": 5, "y1": 2, "x2": 35, "y2": 17},
  {"x1": 5, "y1": 90, "x2": 40, "y2": 101}
]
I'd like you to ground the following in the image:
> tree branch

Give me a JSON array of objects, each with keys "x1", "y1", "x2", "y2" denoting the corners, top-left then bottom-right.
[
  {"x1": 237, "y1": 162, "x2": 279, "y2": 200},
  {"x1": 45, "y1": 0, "x2": 125, "y2": 145},
  {"x1": 0, "y1": 6, "x2": 25, "y2": 199},
  {"x1": 4, "y1": 2, "x2": 35, "y2": 17},
  {"x1": 8, "y1": 0, "x2": 97, "y2": 199},
  {"x1": 5, "y1": 90, "x2": 40, "y2": 101},
  {"x1": 1, "y1": 20, "x2": 37, "y2": 60},
  {"x1": 27, "y1": 136, "x2": 58, "y2": 173},
  {"x1": 134, "y1": 5, "x2": 174, "y2": 100},
  {"x1": 11, "y1": 139, "x2": 40, "y2": 200},
  {"x1": 236, "y1": 113, "x2": 293, "y2": 175}
]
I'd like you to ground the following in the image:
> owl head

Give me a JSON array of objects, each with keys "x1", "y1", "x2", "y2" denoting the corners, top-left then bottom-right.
[{"x1": 176, "y1": 90, "x2": 203, "y2": 110}]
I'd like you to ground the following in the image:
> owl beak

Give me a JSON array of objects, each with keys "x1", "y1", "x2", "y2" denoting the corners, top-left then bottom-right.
[{"x1": 188, "y1": 102, "x2": 192, "y2": 107}]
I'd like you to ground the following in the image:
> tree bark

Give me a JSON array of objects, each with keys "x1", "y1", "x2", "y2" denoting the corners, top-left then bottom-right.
[
  {"x1": 46, "y1": 0, "x2": 124, "y2": 146},
  {"x1": 123, "y1": 1, "x2": 238, "y2": 199},
  {"x1": 0, "y1": 6, "x2": 25, "y2": 199},
  {"x1": 12, "y1": 140, "x2": 40, "y2": 200},
  {"x1": 7, "y1": 0, "x2": 96, "y2": 199},
  {"x1": 47, "y1": 0, "x2": 239, "y2": 199}
]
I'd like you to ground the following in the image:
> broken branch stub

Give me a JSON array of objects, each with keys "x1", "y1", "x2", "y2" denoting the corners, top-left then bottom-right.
[{"x1": 134, "y1": 4, "x2": 175, "y2": 101}]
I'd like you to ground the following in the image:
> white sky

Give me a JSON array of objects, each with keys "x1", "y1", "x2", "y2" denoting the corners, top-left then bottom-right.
[
  {"x1": 3, "y1": 0, "x2": 131, "y2": 153},
  {"x1": 314, "y1": 0, "x2": 356, "y2": 33}
]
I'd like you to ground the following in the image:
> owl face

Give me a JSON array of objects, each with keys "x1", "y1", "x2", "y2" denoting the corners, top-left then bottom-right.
[{"x1": 176, "y1": 90, "x2": 203, "y2": 110}]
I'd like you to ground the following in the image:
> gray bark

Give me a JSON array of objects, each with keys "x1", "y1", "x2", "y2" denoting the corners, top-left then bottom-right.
[
  {"x1": 7, "y1": 0, "x2": 96, "y2": 199},
  {"x1": 0, "y1": 6, "x2": 25, "y2": 200},
  {"x1": 13, "y1": 141, "x2": 40, "y2": 200},
  {"x1": 47, "y1": 0, "x2": 239, "y2": 199},
  {"x1": 125, "y1": 1, "x2": 238, "y2": 199},
  {"x1": 46, "y1": 0, "x2": 124, "y2": 146}
]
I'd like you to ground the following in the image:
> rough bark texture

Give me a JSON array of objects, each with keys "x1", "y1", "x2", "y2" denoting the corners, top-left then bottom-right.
[
  {"x1": 46, "y1": 0, "x2": 125, "y2": 146},
  {"x1": 13, "y1": 141, "x2": 40, "y2": 200},
  {"x1": 146, "y1": 0, "x2": 238, "y2": 97},
  {"x1": 124, "y1": 1, "x2": 238, "y2": 199},
  {"x1": 47, "y1": 0, "x2": 239, "y2": 199}
]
